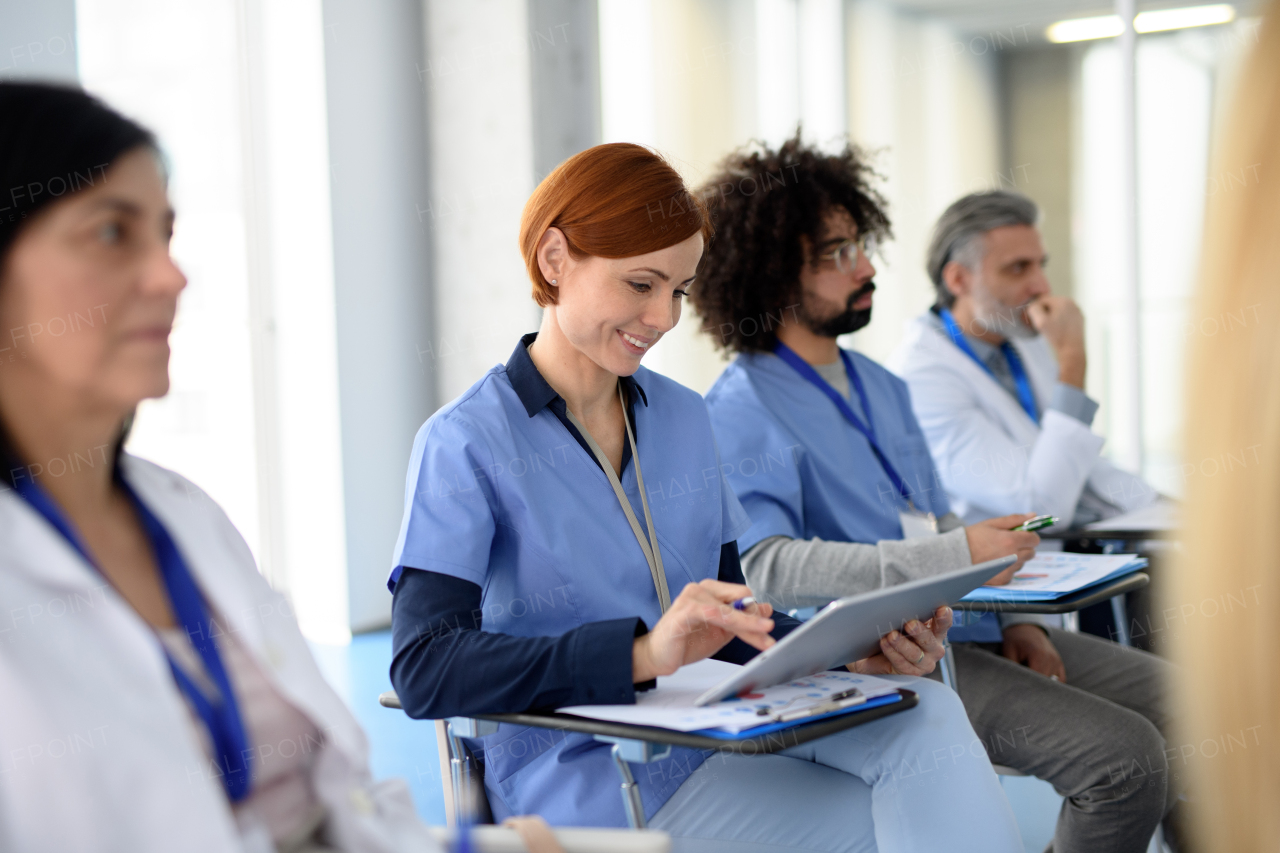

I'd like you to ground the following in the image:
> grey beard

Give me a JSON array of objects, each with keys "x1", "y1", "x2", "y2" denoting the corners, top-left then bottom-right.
[{"x1": 973, "y1": 302, "x2": 1038, "y2": 340}]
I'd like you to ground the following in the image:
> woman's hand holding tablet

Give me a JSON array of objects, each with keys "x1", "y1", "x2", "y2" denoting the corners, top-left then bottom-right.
[{"x1": 632, "y1": 579, "x2": 777, "y2": 682}]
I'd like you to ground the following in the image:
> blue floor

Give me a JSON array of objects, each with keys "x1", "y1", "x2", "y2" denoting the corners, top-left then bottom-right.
[
  {"x1": 309, "y1": 629, "x2": 446, "y2": 825},
  {"x1": 1001, "y1": 775, "x2": 1063, "y2": 852},
  {"x1": 311, "y1": 629, "x2": 1077, "y2": 848}
]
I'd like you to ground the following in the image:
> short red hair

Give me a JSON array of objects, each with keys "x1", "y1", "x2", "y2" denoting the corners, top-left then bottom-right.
[{"x1": 519, "y1": 143, "x2": 712, "y2": 307}]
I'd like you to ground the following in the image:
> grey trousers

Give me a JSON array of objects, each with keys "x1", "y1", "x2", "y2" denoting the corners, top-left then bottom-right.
[{"x1": 950, "y1": 628, "x2": 1182, "y2": 853}]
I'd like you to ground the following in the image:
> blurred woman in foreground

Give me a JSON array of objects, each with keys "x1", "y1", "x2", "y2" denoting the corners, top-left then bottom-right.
[
  {"x1": 1172, "y1": 2, "x2": 1280, "y2": 849},
  {"x1": 0, "y1": 82, "x2": 436, "y2": 853}
]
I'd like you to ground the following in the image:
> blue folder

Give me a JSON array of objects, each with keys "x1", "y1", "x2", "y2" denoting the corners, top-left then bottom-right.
[
  {"x1": 960, "y1": 557, "x2": 1147, "y2": 603},
  {"x1": 693, "y1": 692, "x2": 904, "y2": 740}
]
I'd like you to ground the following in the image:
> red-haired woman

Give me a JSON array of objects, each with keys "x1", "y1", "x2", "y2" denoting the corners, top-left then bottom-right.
[{"x1": 388, "y1": 144, "x2": 1021, "y2": 851}]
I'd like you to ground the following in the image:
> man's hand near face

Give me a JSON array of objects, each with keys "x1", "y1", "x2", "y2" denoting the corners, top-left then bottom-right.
[{"x1": 1025, "y1": 296, "x2": 1086, "y2": 388}]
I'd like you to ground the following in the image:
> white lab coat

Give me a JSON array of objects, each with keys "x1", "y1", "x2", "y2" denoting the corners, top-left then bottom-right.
[
  {"x1": 0, "y1": 454, "x2": 439, "y2": 853},
  {"x1": 887, "y1": 313, "x2": 1156, "y2": 527}
]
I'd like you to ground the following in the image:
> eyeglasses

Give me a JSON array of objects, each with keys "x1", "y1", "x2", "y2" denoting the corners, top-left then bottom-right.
[{"x1": 818, "y1": 234, "x2": 878, "y2": 273}]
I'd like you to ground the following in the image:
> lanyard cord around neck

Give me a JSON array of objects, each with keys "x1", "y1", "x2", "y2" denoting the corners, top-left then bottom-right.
[
  {"x1": 564, "y1": 383, "x2": 671, "y2": 613},
  {"x1": 10, "y1": 474, "x2": 253, "y2": 801},
  {"x1": 938, "y1": 308, "x2": 1039, "y2": 423},
  {"x1": 773, "y1": 341, "x2": 917, "y2": 510}
]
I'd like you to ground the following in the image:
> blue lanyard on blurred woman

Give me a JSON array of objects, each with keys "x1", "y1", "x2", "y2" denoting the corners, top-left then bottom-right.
[{"x1": 10, "y1": 473, "x2": 253, "y2": 802}]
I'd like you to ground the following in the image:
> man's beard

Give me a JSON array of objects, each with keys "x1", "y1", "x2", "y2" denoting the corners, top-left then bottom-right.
[
  {"x1": 971, "y1": 289, "x2": 1038, "y2": 340},
  {"x1": 805, "y1": 281, "x2": 876, "y2": 338}
]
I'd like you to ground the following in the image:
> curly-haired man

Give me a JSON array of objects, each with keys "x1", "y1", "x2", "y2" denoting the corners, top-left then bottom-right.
[{"x1": 692, "y1": 135, "x2": 1184, "y2": 853}]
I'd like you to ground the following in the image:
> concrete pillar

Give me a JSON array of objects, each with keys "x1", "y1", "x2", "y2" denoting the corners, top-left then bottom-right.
[
  {"x1": 528, "y1": 0, "x2": 601, "y2": 180},
  {"x1": 422, "y1": 0, "x2": 540, "y2": 404},
  {"x1": 321, "y1": 0, "x2": 437, "y2": 632}
]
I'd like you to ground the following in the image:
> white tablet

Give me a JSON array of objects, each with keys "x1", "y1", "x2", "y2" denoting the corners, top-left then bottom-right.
[{"x1": 693, "y1": 555, "x2": 1016, "y2": 706}]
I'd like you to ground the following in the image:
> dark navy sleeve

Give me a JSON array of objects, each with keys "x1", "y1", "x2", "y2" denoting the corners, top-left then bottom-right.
[
  {"x1": 712, "y1": 541, "x2": 804, "y2": 665},
  {"x1": 390, "y1": 568, "x2": 646, "y2": 718}
]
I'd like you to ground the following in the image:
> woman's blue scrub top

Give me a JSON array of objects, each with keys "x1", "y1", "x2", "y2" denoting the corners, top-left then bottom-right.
[{"x1": 388, "y1": 353, "x2": 751, "y2": 825}]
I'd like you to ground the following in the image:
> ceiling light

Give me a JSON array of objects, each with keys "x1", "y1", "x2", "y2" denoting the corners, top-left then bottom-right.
[
  {"x1": 1135, "y1": 4, "x2": 1235, "y2": 32},
  {"x1": 1045, "y1": 4, "x2": 1236, "y2": 43},
  {"x1": 1046, "y1": 14, "x2": 1124, "y2": 43}
]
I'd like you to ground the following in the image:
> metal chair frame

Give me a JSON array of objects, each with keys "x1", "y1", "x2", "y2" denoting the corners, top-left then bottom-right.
[
  {"x1": 384, "y1": 690, "x2": 914, "y2": 830},
  {"x1": 384, "y1": 695, "x2": 673, "y2": 831}
]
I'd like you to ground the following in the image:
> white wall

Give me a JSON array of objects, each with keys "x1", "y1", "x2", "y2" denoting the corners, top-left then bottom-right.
[
  {"x1": 241, "y1": 0, "x2": 348, "y2": 640},
  {"x1": 78, "y1": 0, "x2": 267, "y2": 578},
  {"x1": 76, "y1": 0, "x2": 442, "y2": 641},
  {"x1": 1075, "y1": 27, "x2": 1252, "y2": 495},
  {"x1": 321, "y1": 0, "x2": 436, "y2": 633},
  {"x1": 845, "y1": 0, "x2": 1001, "y2": 365},
  {"x1": 77, "y1": 0, "x2": 356, "y2": 642},
  {"x1": 597, "y1": 0, "x2": 1003, "y2": 393}
]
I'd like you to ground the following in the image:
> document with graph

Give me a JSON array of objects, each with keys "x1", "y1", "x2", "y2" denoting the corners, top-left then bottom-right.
[{"x1": 960, "y1": 552, "x2": 1147, "y2": 603}]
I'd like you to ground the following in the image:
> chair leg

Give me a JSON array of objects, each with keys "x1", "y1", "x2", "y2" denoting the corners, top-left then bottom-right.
[
  {"x1": 1110, "y1": 595, "x2": 1132, "y2": 646},
  {"x1": 939, "y1": 642, "x2": 959, "y2": 692},
  {"x1": 597, "y1": 736, "x2": 671, "y2": 830},
  {"x1": 610, "y1": 743, "x2": 647, "y2": 829},
  {"x1": 444, "y1": 718, "x2": 499, "y2": 827},
  {"x1": 446, "y1": 728, "x2": 475, "y2": 826}
]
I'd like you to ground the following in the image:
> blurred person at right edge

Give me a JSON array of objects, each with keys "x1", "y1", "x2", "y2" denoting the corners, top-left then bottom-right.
[{"x1": 1171, "y1": 1, "x2": 1280, "y2": 849}]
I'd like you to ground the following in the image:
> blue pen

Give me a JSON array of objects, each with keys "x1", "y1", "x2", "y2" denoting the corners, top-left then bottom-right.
[{"x1": 732, "y1": 596, "x2": 756, "y2": 611}]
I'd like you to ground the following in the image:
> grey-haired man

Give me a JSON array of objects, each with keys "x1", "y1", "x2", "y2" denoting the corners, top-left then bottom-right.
[
  {"x1": 888, "y1": 191, "x2": 1162, "y2": 530},
  {"x1": 888, "y1": 189, "x2": 1182, "y2": 850}
]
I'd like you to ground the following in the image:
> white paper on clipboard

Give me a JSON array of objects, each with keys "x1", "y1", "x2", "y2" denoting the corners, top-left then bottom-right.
[{"x1": 558, "y1": 658, "x2": 899, "y2": 734}]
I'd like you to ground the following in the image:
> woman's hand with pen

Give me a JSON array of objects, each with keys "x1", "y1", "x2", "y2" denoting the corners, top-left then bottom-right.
[{"x1": 632, "y1": 580, "x2": 775, "y2": 683}]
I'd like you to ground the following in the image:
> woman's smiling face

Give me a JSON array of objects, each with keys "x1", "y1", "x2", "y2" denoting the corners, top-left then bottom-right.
[{"x1": 540, "y1": 229, "x2": 703, "y2": 377}]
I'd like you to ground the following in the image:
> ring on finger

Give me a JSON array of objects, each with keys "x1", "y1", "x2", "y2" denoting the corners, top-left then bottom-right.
[{"x1": 914, "y1": 650, "x2": 925, "y2": 665}]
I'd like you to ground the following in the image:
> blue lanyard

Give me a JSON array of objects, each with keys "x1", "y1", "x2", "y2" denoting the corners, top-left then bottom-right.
[
  {"x1": 938, "y1": 308, "x2": 1039, "y2": 423},
  {"x1": 773, "y1": 341, "x2": 915, "y2": 508},
  {"x1": 11, "y1": 474, "x2": 253, "y2": 802}
]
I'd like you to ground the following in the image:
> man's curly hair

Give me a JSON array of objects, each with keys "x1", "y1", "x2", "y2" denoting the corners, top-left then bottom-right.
[{"x1": 691, "y1": 132, "x2": 891, "y2": 353}]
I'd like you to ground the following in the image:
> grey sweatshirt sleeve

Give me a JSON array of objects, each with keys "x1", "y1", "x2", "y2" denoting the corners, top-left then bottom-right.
[{"x1": 741, "y1": 529, "x2": 973, "y2": 610}]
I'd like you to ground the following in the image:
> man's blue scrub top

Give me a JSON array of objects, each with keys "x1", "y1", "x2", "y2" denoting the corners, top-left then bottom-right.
[
  {"x1": 705, "y1": 350, "x2": 1000, "y2": 641},
  {"x1": 706, "y1": 350, "x2": 951, "y2": 549},
  {"x1": 388, "y1": 350, "x2": 751, "y2": 826}
]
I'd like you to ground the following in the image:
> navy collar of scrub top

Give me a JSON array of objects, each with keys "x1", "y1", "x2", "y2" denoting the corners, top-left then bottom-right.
[{"x1": 506, "y1": 332, "x2": 650, "y2": 475}]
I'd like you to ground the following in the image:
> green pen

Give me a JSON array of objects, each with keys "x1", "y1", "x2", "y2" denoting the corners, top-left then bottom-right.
[{"x1": 1013, "y1": 514, "x2": 1058, "y2": 532}]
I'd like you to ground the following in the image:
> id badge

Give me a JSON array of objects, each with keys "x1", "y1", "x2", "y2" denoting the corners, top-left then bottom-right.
[{"x1": 899, "y1": 510, "x2": 938, "y2": 539}]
